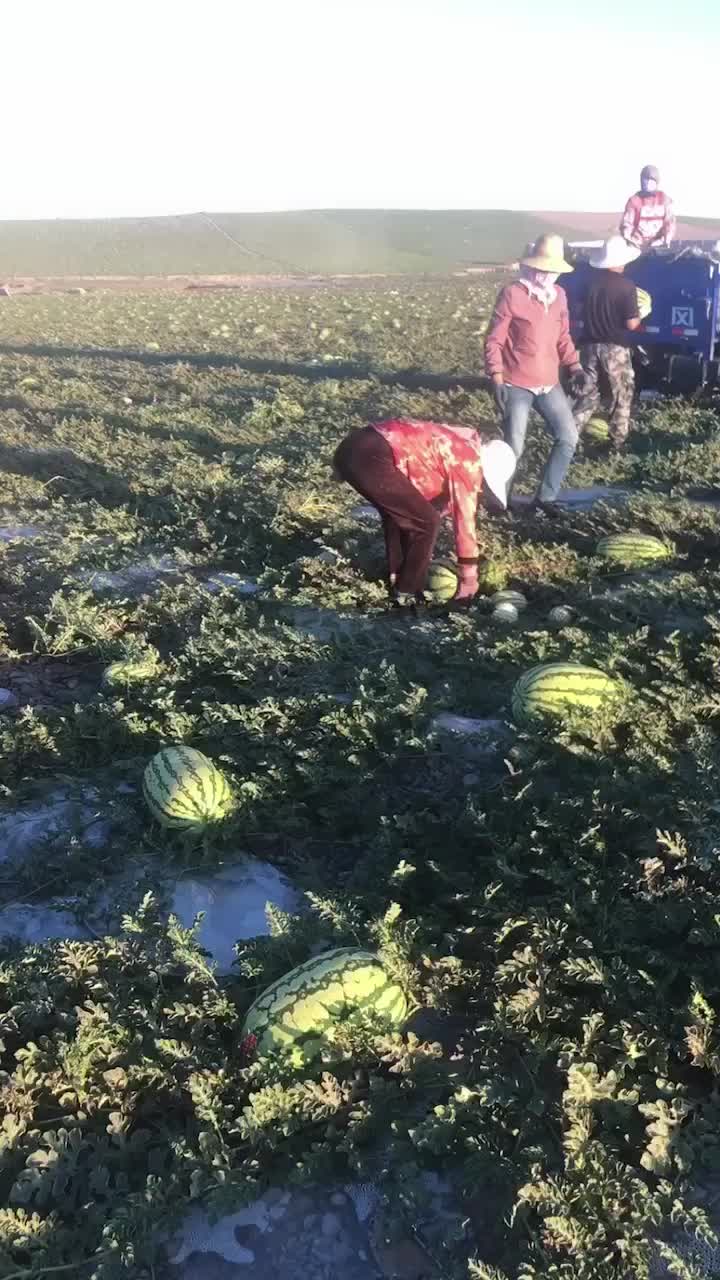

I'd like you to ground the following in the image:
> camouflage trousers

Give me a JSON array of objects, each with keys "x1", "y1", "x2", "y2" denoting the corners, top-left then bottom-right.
[{"x1": 574, "y1": 343, "x2": 635, "y2": 444}]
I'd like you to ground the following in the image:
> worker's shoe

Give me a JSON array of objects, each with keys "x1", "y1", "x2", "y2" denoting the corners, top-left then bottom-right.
[
  {"x1": 486, "y1": 503, "x2": 513, "y2": 522},
  {"x1": 391, "y1": 590, "x2": 425, "y2": 614},
  {"x1": 532, "y1": 500, "x2": 565, "y2": 519}
]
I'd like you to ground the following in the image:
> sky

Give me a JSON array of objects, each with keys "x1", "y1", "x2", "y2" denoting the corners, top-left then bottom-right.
[{"x1": 3, "y1": 0, "x2": 718, "y2": 220}]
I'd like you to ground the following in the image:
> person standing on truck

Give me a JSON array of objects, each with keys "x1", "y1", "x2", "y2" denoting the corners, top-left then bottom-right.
[
  {"x1": 485, "y1": 234, "x2": 585, "y2": 517},
  {"x1": 621, "y1": 165, "x2": 676, "y2": 250},
  {"x1": 573, "y1": 235, "x2": 642, "y2": 451}
]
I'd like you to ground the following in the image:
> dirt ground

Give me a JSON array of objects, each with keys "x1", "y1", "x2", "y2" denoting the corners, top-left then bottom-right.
[{"x1": 0, "y1": 270, "x2": 504, "y2": 296}]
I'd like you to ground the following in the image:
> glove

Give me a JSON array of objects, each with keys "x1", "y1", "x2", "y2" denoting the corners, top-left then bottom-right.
[
  {"x1": 492, "y1": 381, "x2": 507, "y2": 413},
  {"x1": 568, "y1": 366, "x2": 586, "y2": 396},
  {"x1": 455, "y1": 563, "x2": 479, "y2": 601}
]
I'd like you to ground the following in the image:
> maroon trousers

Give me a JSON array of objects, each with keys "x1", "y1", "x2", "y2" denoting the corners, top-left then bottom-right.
[{"x1": 333, "y1": 427, "x2": 441, "y2": 593}]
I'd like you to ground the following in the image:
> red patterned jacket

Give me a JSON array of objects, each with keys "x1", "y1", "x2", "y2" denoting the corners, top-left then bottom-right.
[
  {"x1": 621, "y1": 190, "x2": 676, "y2": 248},
  {"x1": 371, "y1": 419, "x2": 482, "y2": 563}
]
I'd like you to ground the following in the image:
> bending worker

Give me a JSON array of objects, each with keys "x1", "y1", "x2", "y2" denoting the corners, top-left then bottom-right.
[
  {"x1": 573, "y1": 235, "x2": 641, "y2": 452},
  {"x1": 485, "y1": 234, "x2": 584, "y2": 517},
  {"x1": 333, "y1": 421, "x2": 515, "y2": 607},
  {"x1": 621, "y1": 165, "x2": 676, "y2": 250}
]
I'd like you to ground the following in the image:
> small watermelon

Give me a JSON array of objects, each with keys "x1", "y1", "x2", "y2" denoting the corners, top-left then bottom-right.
[
  {"x1": 596, "y1": 532, "x2": 671, "y2": 568},
  {"x1": 476, "y1": 562, "x2": 508, "y2": 595},
  {"x1": 512, "y1": 662, "x2": 622, "y2": 727},
  {"x1": 243, "y1": 948, "x2": 408, "y2": 1060},
  {"x1": 548, "y1": 606, "x2": 574, "y2": 628},
  {"x1": 103, "y1": 656, "x2": 159, "y2": 688},
  {"x1": 143, "y1": 746, "x2": 232, "y2": 832},
  {"x1": 491, "y1": 589, "x2": 528, "y2": 612},
  {"x1": 584, "y1": 417, "x2": 610, "y2": 444},
  {"x1": 636, "y1": 287, "x2": 652, "y2": 320},
  {"x1": 426, "y1": 560, "x2": 458, "y2": 602},
  {"x1": 492, "y1": 602, "x2": 519, "y2": 625}
]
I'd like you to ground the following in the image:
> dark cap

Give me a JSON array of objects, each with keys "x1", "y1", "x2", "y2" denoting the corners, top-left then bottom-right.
[{"x1": 641, "y1": 165, "x2": 660, "y2": 183}]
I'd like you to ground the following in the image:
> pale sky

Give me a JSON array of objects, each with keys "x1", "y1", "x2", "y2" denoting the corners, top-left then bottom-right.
[{"x1": 3, "y1": 0, "x2": 717, "y2": 220}]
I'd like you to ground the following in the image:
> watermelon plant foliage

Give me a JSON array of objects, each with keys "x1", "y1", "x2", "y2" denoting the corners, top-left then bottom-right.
[{"x1": 1, "y1": 282, "x2": 720, "y2": 1276}]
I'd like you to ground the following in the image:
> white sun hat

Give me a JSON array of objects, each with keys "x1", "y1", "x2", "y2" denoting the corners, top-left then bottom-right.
[
  {"x1": 480, "y1": 439, "x2": 516, "y2": 508},
  {"x1": 590, "y1": 235, "x2": 641, "y2": 269}
]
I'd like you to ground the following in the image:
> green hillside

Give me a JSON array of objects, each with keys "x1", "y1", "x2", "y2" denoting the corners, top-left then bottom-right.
[
  {"x1": 0, "y1": 209, "x2": 581, "y2": 278},
  {"x1": 0, "y1": 209, "x2": 717, "y2": 278}
]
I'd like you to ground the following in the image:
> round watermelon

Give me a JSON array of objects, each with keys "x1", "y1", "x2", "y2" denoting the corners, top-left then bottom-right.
[
  {"x1": 426, "y1": 560, "x2": 458, "y2": 602},
  {"x1": 512, "y1": 662, "x2": 622, "y2": 727},
  {"x1": 243, "y1": 948, "x2": 408, "y2": 1060},
  {"x1": 596, "y1": 532, "x2": 671, "y2": 568},
  {"x1": 476, "y1": 562, "x2": 508, "y2": 595},
  {"x1": 103, "y1": 656, "x2": 159, "y2": 689},
  {"x1": 584, "y1": 417, "x2": 610, "y2": 444},
  {"x1": 492, "y1": 602, "x2": 519, "y2": 625},
  {"x1": 548, "y1": 606, "x2": 574, "y2": 628},
  {"x1": 491, "y1": 589, "x2": 527, "y2": 612},
  {"x1": 143, "y1": 746, "x2": 232, "y2": 831}
]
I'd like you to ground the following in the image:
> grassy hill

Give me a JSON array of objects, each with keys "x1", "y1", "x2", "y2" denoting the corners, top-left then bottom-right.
[{"x1": 0, "y1": 208, "x2": 718, "y2": 278}]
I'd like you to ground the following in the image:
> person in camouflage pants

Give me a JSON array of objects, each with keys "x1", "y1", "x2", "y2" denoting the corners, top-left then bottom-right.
[
  {"x1": 574, "y1": 343, "x2": 635, "y2": 446},
  {"x1": 572, "y1": 235, "x2": 642, "y2": 449}
]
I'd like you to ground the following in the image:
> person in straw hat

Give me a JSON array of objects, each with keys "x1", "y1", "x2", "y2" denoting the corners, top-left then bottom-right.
[
  {"x1": 485, "y1": 234, "x2": 585, "y2": 517},
  {"x1": 573, "y1": 234, "x2": 642, "y2": 451}
]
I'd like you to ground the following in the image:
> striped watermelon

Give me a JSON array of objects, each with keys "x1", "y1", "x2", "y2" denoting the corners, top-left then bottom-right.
[
  {"x1": 143, "y1": 746, "x2": 232, "y2": 831},
  {"x1": 243, "y1": 948, "x2": 408, "y2": 1060},
  {"x1": 426, "y1": 560, "x2": 458, "y2": 602},
  {"x1": 103, "y1": 656, "x2": 159, "y2": 688},
  {"x1": 636, "y1": 287, "x2": 652, "y2": 320},
  {"x1": 596, "y1": 532, "x2": 671, "y2": 568},
  {"x1": 512, "y1": 662, "x2": 622, "y2": 726},
  {"x1": 492, "y1": 602, "x2": 519, "y2": 625},
  {"x1": 491, "y1": 589, "x2": 528, "y2": 612},
  {"x1": 584, "y1": 417, "x2": 610, "y2": 444}
]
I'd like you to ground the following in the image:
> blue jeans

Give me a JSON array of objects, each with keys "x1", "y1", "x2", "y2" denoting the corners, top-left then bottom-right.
[{"x1": 502, "y1": 384, "x2": 578, "y2": 503}]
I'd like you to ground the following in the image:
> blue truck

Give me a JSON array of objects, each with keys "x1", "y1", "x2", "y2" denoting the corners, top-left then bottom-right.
[{"x1": 562, "y1": 242, "x2": 720, "y2": 394}]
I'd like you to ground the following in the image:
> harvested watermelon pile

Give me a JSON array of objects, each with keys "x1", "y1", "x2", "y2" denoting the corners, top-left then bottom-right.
[{"x1": 1, "y1": 283, "x2": 720, "y2": 1279}]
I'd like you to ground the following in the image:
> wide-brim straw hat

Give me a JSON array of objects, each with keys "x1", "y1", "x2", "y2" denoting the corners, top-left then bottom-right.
[
  {"x1": 590, "y1": 235, "x2": 641, "y2": 269},
  {"x1": 520, "y1": 233, "x2": 573, "y2": 274}
]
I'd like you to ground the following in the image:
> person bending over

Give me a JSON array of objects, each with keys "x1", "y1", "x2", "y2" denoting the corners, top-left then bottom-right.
[{"x1": 333, "y1": 419, "x2": 515, "y2": 607}]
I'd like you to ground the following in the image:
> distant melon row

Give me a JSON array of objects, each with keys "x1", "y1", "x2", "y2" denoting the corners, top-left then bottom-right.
[{"x1": 426, "y1": 530, "x2": 671, "y2": 605}]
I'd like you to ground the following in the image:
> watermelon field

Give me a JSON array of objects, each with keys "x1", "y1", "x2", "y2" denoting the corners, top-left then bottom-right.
[{"x1": 3, "y1": 278, "x2": 720, "y2": 1279}]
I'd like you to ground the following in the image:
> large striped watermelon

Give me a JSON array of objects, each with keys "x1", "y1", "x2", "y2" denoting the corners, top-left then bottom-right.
[
  {"x1": 584, "y1": 416, "x2": 610, "y2": 444},
  {"x1": 596, "y1": 532, "x2": 671, "y2": 568},
  {"x1": 143, "y1": 746, "x2": 232, "y2": 831},
  {"x1": 243, "y1": 948, "x2": 408, "y2": 1060},
  {"x1": 512, "y1": 662, "x2": 622, "y2": 727},
  {"x1": 426, "y1": 560, "x2": 458, "y2": 602}
]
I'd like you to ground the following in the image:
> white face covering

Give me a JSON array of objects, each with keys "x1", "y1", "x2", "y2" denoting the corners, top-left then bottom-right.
[
  {"x1": 642, "y1": 178, "x2": 658, "y2": 194},
  {"x1": 521, "y1": 266, "x2": 559, "y2": 291},
  {"x1": 535, "y1": 270, "x2": 560, "y2": 288}
]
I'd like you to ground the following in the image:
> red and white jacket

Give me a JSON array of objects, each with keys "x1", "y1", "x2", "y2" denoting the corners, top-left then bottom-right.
[
  {"x1": 621, "y1": 191, "x2": 676, "y2": 249},
  {"x1": 371, "y1": 419, "x2": 482, "y2": 562}
]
